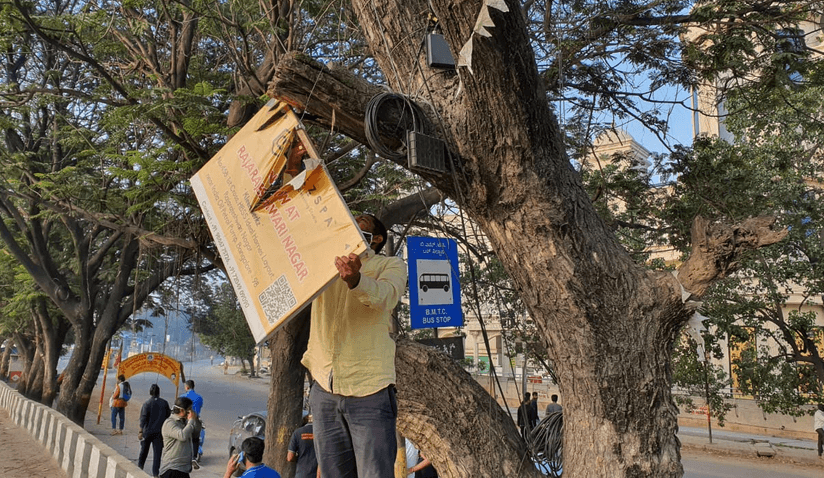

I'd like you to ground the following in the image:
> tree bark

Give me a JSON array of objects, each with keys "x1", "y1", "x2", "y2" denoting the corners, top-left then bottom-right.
[
  {"x1": 55, "y1": 236, "x2": 141, "y2": 425},
  {"x1": 264, "y1": 308, "x2": 311, "y2": 477},
  {"x1": 13, "y1": 332, "x2": 35, "y2": 394},
  {"x1": 396, "y1": 339, "x2": 541, "y2": 477},
  {"x1": 25, "y1": 351, "x2": 45, "y2": 401},
  {"x1": 268, "y1": 4, "x2": 789, "y2": 474},
  {"x1": 33, "y1": 298, "x2": 71, "y2": 406},
  {"x1": 0, "y1": 338, "x2": 10, "y2": 380}
]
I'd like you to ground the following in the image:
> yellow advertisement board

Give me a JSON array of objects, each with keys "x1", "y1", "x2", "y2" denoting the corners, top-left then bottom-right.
[{"x1": 191, "y1": 99, "x2": 368, "y2": 343}]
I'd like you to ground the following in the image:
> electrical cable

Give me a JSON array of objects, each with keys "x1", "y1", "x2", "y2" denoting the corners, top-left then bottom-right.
[
  {"x1": 364, "y1": 92, "x2": 425, "y2": 161},
  {"x1": 529, "y1": 411, "x2": 564, "y2": 477}
]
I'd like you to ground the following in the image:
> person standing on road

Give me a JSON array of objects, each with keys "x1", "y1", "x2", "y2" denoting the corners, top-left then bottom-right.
[
  {"x1": 181, "y1": 380, "x2": 204, "y2": 467},
  {"x1": 530, "y1": 392, "x2": 539, "y2": 428},
  {"x1": 517, "y1": 393, "x2": 536, "y2": 441},
  {"x1": 224, "y1": 437, "x2": 281, "y2": 478},
  {"x1": 287, "y1": 415, "x2": 318, "y2": 478},
  {"x1": 110, "y1": 375, "x2": 129, "y2": 435},
  {"x1": 139, "y1": 384, "x2": 171, "y2": 478},
  {"x1": 815, "y1": 404, "x2": 824, "y2": 458},
  {"x1": 545, "y1": 394, "x2": 562, "y2": 415},
  {"x1": 159, "y1": 396, "x2": 202, "y2": 478},
  {"x1": 302, "y1": 213, "x2": 407, "y2": 478}
]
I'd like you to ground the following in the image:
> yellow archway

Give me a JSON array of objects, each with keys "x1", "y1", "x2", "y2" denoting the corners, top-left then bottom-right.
[{"x1": 117, "y1": 352, "x2": 186, "y2": 397}]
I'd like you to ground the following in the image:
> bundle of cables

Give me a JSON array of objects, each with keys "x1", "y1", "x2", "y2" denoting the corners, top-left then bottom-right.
[
  {"x1": 528, "y1": 411, "x2": 564, "y2": 477},
  {"x1": 364, "y1": 92, "x2": 426, "y2": 161}
]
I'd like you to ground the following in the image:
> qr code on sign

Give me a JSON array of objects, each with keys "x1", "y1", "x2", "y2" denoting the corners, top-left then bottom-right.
[{"x1": 259, "y1": 275, "x2": 297, "y2": 325}]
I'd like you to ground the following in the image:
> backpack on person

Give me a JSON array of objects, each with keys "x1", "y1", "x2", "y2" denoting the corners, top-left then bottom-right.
[{"x1": 121, "y1": 381, "x2": 132, "y2": 402}]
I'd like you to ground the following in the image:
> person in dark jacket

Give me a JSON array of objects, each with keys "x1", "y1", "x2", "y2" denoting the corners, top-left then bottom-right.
[
  {"x1": 517, "y1": 393, "x2": 536, "y2": 441},
  {"x1": 138, "y1": 384, "x2": 171, "y2": 478}
]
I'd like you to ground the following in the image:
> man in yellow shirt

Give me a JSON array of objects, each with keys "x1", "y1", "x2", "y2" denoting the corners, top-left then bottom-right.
[{"x1": 302, "y1": 214, "x2": 407, "y2": 478}]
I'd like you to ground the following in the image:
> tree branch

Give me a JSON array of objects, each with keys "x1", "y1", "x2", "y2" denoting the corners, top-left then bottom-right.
[{"x1": 676, "y1": 215, "x2": 788, "y2": 299}]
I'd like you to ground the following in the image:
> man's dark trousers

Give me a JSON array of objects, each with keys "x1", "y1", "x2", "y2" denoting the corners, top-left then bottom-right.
[
  {"x1": 309, "y1": 382, "x2": 397, "y2": 478},
  {"x1": 160, "y1": 470, "x2": 189, "y2": 478},
  {"x1": 138, "y1": 431, "x2": 163, "y2": 476}
]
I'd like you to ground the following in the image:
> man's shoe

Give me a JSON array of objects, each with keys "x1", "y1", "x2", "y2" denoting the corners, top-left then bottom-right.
[{"x1": 192, "y1": 460, "x2": 200, "y2": 470}]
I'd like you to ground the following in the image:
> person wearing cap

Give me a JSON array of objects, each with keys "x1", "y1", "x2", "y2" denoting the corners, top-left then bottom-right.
[{"x1": 159, "y1": 396, "x2": 202, "y2": 478}]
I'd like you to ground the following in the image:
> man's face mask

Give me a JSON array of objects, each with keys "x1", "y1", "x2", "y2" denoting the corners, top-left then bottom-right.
[{"x1": 361, "y1": 230, "x2": 373, "y2": 246}]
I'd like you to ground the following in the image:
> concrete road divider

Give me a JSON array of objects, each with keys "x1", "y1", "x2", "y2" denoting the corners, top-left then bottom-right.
[{"x1": 0, "y1": 381, "x2": 150, "y2": 478}]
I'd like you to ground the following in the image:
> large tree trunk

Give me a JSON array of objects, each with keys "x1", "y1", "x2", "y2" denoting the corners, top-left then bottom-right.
[
  {"x1": 264, "y1": 309, "x2": 311, "y2": 477},
  {"x1": 55, "y1": 237, "x2": 141, "y2": 425},
  {"x1": 0, "y1": 338, "x2": 10, "y2": 380},
  {"x1": 268, "y1": 4, "x2": 788, "y2": 473},
  {"x1": 55, "y1": 318, "x2": 94, "y2": 422},
  {"x1": 25, "y1": 351, "x2": 45, "y2": 402},
  {"x1": 396, "y1": 339, "x2": 540, "y2": 477},
  {"x1": 33, "y1": 298, "x2": 72, "y2": 406},
  {"x1": 13, "y1": 332, "x2": 35, "y2": 393}
]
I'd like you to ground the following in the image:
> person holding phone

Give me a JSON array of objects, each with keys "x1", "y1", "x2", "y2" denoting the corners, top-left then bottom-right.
[
  {"x1": 223, "y1": 437, "x2": 280, "y2": 478},
  {"x1": 159, "y1": 397, "x2": 202, "y2": 478}
]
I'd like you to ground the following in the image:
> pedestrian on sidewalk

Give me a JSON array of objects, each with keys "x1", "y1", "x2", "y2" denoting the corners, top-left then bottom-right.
[
  {"x1": 159, "y1": 396, "x2": 202, "y2": 478},
  {"x1": 138, "y1": 384, "x2": 171, "y2": 478},
  {"x1": 110, "y1": 375, "x2": 129, "y2": 435},
  {"x1": 815, "y1": 404, "x2": 824, "y2": 458}
]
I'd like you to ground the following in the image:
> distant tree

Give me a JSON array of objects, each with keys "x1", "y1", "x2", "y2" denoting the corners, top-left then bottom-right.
[
  {"x1": 671, "y1": 69, "x2": 824, "y2": 415},
  {"x1": 195, "y1": 282, "x2": 257, "y2": 377},
  {"x1": 671, "y1": 330, "x2": 733, "y2": 436}
]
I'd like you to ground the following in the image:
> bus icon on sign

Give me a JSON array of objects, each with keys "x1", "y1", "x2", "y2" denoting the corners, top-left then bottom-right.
[{"x1": 419, "y1": 273, "x2": 450, "y2": 293}]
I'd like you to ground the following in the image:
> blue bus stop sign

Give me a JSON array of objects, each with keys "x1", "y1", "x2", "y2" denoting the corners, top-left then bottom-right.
[{"x1": 407, "y1": 236, "x2": 463, "y2": 329}]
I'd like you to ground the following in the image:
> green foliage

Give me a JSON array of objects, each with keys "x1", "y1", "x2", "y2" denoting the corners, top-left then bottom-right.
[
  {"x1": 671, "y1": 332, "x2": 733, "y2": 426},
  {"x1": 460, "y1": 253, "x2": 554, "y2": 378},
  {"x1": 580, "y1": 151, "x2": 675, "y2": 263},
  {"x1": 672, "y1": 50, "x2": 824, "y2": 414}
]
